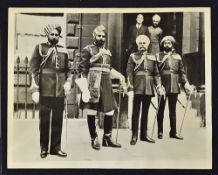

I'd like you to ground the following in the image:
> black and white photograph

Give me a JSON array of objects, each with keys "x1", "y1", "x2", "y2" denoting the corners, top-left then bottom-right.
[{"x1": 7, "y1": 7, "x2": 211, "y2": 169}]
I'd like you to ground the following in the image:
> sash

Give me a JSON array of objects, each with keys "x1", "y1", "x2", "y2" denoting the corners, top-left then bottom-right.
[
  {"x1": 157, "y1": 53, "x2": 171, "y2": 72},
  {"x1": 87, "y1": 69, "x2": 102, "y2": 103},
  {"x1": 132, "y1": 53, "x2": 147, "y2": 72}
]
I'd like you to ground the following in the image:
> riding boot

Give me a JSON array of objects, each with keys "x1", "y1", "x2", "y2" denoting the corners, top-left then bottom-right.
[
  {"x1": 87, "y1": 115, "x2": 100, "y2": 150},
  {"x1": 102, "y1": 115, "x2": 121, "y2": 148}
]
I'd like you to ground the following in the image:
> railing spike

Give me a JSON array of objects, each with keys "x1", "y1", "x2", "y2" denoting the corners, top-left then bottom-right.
[
  {"x1": 25, "y1": 56, "x2": 28, "y2": 64},
  {"x1": 17, "y1": 56, "x2": 20, "y2": 64}
]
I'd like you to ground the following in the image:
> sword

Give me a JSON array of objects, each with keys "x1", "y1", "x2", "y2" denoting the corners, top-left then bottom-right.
[
  {"x1": 151, "y1": 95, "x2": 162, "y2": 139},
  {"x1": 177, "y1": 98, "x2": 185, "y2": 109},
  {"x1": 65, "y1": 95, "x2": 68, "y2": 148},
  {"x1": 116, "y1": 82, "x2": 122, "y2": 144},
  {"x1": 150, "y1": 101, "x2": 157, "y2": 111},
  {"x1": 178, "y1": 93, "x2": 192, "y2": 136}
]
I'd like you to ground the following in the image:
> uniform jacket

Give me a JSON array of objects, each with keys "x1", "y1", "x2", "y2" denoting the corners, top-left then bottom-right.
[
  {"x1": 156, "y1": 51, "x2": 188, "y2": 94},
  {"x1": 79, "y1": 44, "x2": 112, "y2": 77},
  {"x1": 126, "y1": 51, "x2": 161, "y2": 96},
  {"x1": 79, "y1": 44, "x2": 113, "y2": 102},
  {"x1": 126, "y1": 25, "x2": 149, "y2": 53},
  {"x1": 147, "y1": 26, "x2": 163, "y2": 55},
  {"x1": 29, "y1": 42, "x2": 71, "y2": 97}
]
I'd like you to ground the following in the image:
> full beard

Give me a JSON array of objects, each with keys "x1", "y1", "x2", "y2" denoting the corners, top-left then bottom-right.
[
  {"x1": 94, "y1": 39, "x2": 105, "y2": 47},
  {"x1": 49, "y1": 38, "x2": 59, "y2": 45},
  {"x1": 163, "y1": 46, "x2": 172, "y2": 52}
]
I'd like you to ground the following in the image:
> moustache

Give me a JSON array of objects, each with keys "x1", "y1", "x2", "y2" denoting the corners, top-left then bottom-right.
[
  {"x1": 139, "y1": 47, "x2": 146, "y2": 50},
  {"x1": 49, "y1": 38, "x2": 59, "y2": 45}
]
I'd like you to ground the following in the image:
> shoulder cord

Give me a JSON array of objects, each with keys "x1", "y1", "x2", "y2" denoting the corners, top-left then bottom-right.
[
  {"x1": 39, "y1": 44, "x2": 56, "y2": 68},
  {"x1": 133, "y1": 53, "x2": 146, "y2": 72}
]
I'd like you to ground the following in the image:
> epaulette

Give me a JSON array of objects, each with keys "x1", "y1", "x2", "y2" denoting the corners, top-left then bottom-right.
[
  {"x1": 56, "y1": 44, "x2": 64, "y2": 48},
  {"x1": 147, "y1": 54, "x2": 156, "y2": 61},
  {"x1": 172, "y1": 54, "x2": 182, "y2": 60},
  {"x1": 130, "y1": 53, "x2": 135, "y2": 58},
  {"x1": 57, "y1": 47, "x2": 68, "y2": 54},
  {"x1": 84, "y1": 45, "x2": 92, "y2": 50},
  {"x1": 155, "y1": 52, "x2": 162, "y2": 62}
]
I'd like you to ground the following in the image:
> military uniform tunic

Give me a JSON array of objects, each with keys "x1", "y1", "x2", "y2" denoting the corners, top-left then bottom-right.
[
  {"x1": 126, "y1": 51, "x2": 161, "y2": 96},
  {"x1": 30, "y1": 42, "x2": 71, "y2": 97},
  {"x1": 79, "y1": 44, "x2": 117, "y2": 113},
  {"x1": 156, "y1": 51, "x2": 188, "y2": 93}
]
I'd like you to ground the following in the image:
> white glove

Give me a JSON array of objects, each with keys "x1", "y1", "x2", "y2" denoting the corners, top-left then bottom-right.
[
  {"x1": 120, "y1": 75, "x2": 127, "y2": 93},
  {"x1": 64, "y1": 81, "x2": 71, "y2": 95},
  {"x1": 184, "y1": 82, "x2": 195, "y2": 95},
  {"x1": 156, "y1": 85, "x2": 165, "y2": 96},
  {"x1": 32, "y1": 92, "x2": 39, "y2": 103},
  {"x1": 75, "y1": 76, "x2": 91, "y2": 102},
  {"x1": 100, "y1": 48, "x2": 112, "y2": 56},
  {"x1": 127, "y1": 91, "x2": 134, "y2": 99},
  {"x1": 82, "y1": 91, "x2": 91, "y2": 103}
]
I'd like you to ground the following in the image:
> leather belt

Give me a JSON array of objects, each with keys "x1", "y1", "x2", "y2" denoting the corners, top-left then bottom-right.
[
  {"x1": 161, "y1": 70, "x2": 178, "y2": 75},
  {"x1": 89, "y1": 67, "x2": 110, "y2": 73},
  {"x1": 136, "y1": 71, "x2": 152, "y2": 76},
  {"x1": 41, "y1": 68, "x2": 66, "y2": 73}
]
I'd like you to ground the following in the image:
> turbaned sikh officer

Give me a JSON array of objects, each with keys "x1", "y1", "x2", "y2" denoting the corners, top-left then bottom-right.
[
  {"x1": 126, "y1": 35, "x2": 164, "y2": 145},
  {"x1": 76, "y1": 25, "x2": 126, "y2": 150},
  {"x1": 29, "y1": 24, "x2": 72, "y2": 158},
  {"x1": 156, "y1": 36, "x2": 194, "y2": 140}
]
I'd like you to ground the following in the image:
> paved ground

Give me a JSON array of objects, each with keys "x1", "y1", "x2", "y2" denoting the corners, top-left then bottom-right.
[{"x1": 8, "y1": 93, "x2": 212, "y2": 169}]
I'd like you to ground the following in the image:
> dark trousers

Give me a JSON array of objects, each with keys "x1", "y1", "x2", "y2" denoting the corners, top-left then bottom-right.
[
  {"x1": 157, "y1": 94, "x2": 178, "y2": 135},
  {"x1": 39, "y1": 96, "x2": 64, "y2": 152},
  {"x1": 132, "y1": 95, "x2": 151, "y2": 138},
  {"x1": 87, "y1": 114, "x2": 113, "y2": 139}
]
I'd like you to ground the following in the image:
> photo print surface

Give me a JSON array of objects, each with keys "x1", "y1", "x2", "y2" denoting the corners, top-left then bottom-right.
[{"x1": 7, "y1": 7, "x2": 211, "y2": 169}]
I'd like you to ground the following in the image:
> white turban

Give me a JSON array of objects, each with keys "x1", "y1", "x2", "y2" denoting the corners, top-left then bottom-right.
[
  {"x1": 136, "y1": 35, "x2": 150, "y2": 46},
  {"x1": 44, "y1": 24, "x2": 62, "y2": 36},
  {"x1": 92, "y1": 25, "x2": 107, "y2": 38},
  {"x1": 152, "y1": 14, "x2": 161, "y2": 22},
  {"x1": 160, "y1": 35, "x2": 176, "y2": 46}
]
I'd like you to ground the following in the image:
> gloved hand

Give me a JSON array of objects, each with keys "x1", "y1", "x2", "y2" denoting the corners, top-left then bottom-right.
[
  {"x1": 32, "y1": 91, "x2": 39, "y2": 103},
  {"x1": 75, "y1": 76, "x2": 91, "y2": 103},
  {"x1": 64, "y1": 81, "x2": 71, "y2": 95},
  {"x1": 82, "y1": 91, "x2": 91, "y2": 103},
  {"x1": 184, "y1": 82, "x2": 195, "y2": 95},
  {"x1": 156, "y1": 85, "x2": 165, "y2": 96},
  {"x1": 100, "y1": 48, "x2": 112, "y2": 56},
  {"x1": 127, "y1": 91, "x2": 134, "y2": 99},
  {"x1": 119, "y1": 75, "x2": 127, "y2": 94}
]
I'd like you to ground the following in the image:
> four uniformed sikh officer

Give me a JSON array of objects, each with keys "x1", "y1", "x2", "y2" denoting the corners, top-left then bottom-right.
[
  {"x1": 156, "y1": 36, "x2": 194, "y2": 140},
  {"x1": 76, "y1": 25, "x2": 126, "y2": 150},
  {"x1": 30, "y1": 24, "x2": 72, "y2": 158},
  {"x1": 148, "y1": 14, "x2": 163, "y2": 55},
  {"x1": 126, "y1": 35, "x2": 164, "y2": 145}
]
